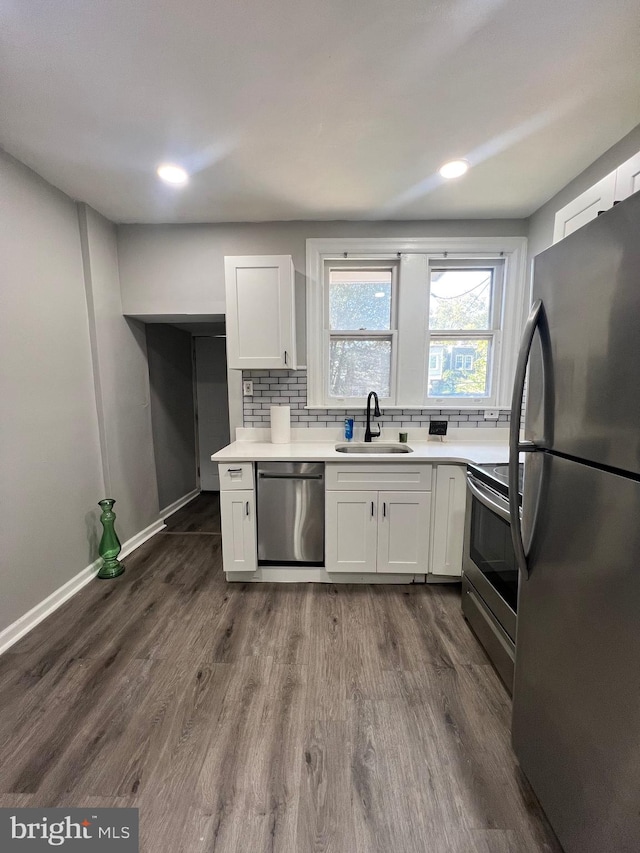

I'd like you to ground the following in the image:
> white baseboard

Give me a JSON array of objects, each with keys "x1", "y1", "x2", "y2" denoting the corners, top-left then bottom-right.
[
  {"x1": 0, "y1": 516, "x2": 167, "y2": 657},
  {"x1": 159, "y1": 488, "x2": 200, "y2": 520},
  {"x1": 0, "y1": 557, "x2": 103, "y2": 656},
  {"x1": 119, "y1": 518, "x2": 166, "y2": 559}
]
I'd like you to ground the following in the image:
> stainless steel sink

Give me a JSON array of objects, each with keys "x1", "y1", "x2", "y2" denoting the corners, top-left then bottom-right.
[{"x1": 335, "y1": 443, "x2": 413, "y2": 454}]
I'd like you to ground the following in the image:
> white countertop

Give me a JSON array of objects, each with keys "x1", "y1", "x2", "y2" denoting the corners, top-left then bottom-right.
[{"x1": 212, "y1": 438, "x2": 509, "y2": 465}]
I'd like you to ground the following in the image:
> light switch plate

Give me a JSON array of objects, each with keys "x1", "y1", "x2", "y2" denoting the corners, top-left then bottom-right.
[
  {"x1": 243, "y1": 380, "x2": 254, "y2": 396},
  {"x1": 484, "y1": 409, "x2": 499, "y2": 420}
]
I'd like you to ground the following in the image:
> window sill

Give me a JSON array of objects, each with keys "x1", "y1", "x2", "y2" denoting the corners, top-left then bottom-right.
[{"x1": 304, "y1": 405, "x2": 512, "y2": 412}]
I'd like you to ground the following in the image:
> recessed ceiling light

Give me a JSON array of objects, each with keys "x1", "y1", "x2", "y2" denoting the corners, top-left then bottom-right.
[
  {"x1": 374, "y1": 292, "x2": 386, "y2": 298},
  {"x1": 439, "y1": 159, "x2": 469, "y2": 179},
  {"x1": 157, "y1": 163, "x2": 189, "y2": 186}
]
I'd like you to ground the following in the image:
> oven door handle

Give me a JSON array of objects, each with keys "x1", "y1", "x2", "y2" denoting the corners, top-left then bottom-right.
[{"x1": 466, "y1": 475, "x2": 511, "y2": 523}]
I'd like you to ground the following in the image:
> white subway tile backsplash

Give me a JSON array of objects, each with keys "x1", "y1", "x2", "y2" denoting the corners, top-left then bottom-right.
[{"x1": 241, "y1": 369, "x2": 510, "y2": 430}]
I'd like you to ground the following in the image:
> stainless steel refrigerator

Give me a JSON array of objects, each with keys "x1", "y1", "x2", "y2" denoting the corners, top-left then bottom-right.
[{"x1": 508, "y1": 189, "x2": 640, "y2": 853}]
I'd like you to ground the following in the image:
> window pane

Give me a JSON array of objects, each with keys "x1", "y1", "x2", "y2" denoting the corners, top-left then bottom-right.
[
  {"x1": 330, "y1": 338, "x2": 391, "y2": 397},
  {"x1": 429, "y1": 268, "x2": 492, "y2": 330},
  {"x1": 329, "y1": 269, "x2": 392, "y2": 330},
  {"x1": 428, "y1": 339, "x2": 490, "y2": 398}
]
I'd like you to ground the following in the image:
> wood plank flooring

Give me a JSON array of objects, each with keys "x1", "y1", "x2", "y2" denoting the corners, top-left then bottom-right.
[{"x1": 0, "y1": 494, "x2": 562, "y2": 852}]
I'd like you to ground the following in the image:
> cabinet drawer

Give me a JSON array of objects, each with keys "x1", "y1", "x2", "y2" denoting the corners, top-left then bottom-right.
[
  {"x1": 218, "y1": 462, "x2": 254, "y2": 490},
  {"x1": 325, "y1": 463, "x2": 432, "y2": 492}
]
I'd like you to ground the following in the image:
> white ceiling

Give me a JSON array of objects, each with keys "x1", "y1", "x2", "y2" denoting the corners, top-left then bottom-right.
[{"x1": 1, "y1": 0, "x2": 639, "y2": 223}]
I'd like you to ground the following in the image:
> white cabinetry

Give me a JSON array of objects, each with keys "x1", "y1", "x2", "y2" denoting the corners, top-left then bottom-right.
[
  {"x1": 224, "y1": 255, "x2": 297, "y2": 369},
  {"x1": 219, "y1": 462, "x2": 256, "y2": 573},
  {"x1": 220, "y1": 490, "x2": 257, "y2": 573},
  {"x1": 552, "y1": 173, "x2": 616, "y2": 244},
  {"x1": 325, "y1": 491, "x2": 378, "y2": 573},
  {"x1": 430, "y1": 465, "x2": 467, "y2": 577},
  {"x1": 325, "y1": 463, "x2": 432, "y2": 575},
  {"x1": 615, "y1": 151, "x2": 640, "y2": 199},
  {"x1": 553, "y1": 151, "x2": 640, "y2": 244},
  {"x1": 377, "y1": 491, "x2": 431, "y2": 574}
]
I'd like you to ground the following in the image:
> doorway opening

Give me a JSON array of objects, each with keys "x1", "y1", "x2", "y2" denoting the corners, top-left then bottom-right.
[{"x1": 145, "y1": 319, "x2": 231, "y2": 522}]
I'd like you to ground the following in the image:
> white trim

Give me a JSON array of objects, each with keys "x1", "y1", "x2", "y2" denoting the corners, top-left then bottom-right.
[
  {"x1": 306, "y1": 237, "x2": 527, "y2": 410},
  {"x1": 227, "y1": 366, "x2": 244, "y2": 439},
  {"x1": 119, "y1": 518, "x2": 166, "y2": 559},
  {"x1": 0, "y1": 516, "x2": 167, "y2": 656},
  {"x1": 226, "y1": 567, "x2": 423, "y2": 583},
  {"x1": 0, "y1": 558, "x2": 103, "y2": 656},
  {"x1": 160, "y1": 488, "x2": 201, "y2": 519}
]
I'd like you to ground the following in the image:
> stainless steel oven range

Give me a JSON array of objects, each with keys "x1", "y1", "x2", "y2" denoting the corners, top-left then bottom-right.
[{"x1": 462, "y1": 462, "x2": 523, "y2": 693}]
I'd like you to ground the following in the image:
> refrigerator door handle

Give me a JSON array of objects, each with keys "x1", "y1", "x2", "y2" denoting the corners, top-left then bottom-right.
[{"x1": 509, "y1": 299, "x2": 544, "y2": 579}]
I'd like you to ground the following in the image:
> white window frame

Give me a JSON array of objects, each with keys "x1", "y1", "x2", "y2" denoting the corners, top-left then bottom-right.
[
  {"x1": 324, "y1": 260, "x2": 398, "y2": 406},
  {"x1": 427, "y1": 258, "x2": 505, "y2": 407},
  {"x1": 306, "y1": 237, "x2": 528, "y2": 410}
]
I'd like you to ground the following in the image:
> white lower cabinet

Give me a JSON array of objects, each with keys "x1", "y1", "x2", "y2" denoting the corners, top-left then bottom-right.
[
  {"x1": 377, "y1": 491, "x2": 431, "y2": 574},
  {"x1": 220, "y1": 490, "x2": 257, "y2": 573},
  {"x1": 430, "y1": 465, "x2": 467, "y2": 577},
  {"x1": 325, "y1": 489, "x2": 430, "y2": 574},
  {"x1": 325, "y1": 491, "x2": 378, "y2": 573}
]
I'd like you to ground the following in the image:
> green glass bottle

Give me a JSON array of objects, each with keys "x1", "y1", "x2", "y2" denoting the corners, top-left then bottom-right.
[{"x1": 97, "y1": 498, "x2": 125, "y2": 579}]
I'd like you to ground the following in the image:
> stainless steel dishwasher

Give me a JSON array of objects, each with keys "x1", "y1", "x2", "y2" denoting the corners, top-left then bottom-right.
[{"x1": 256, "y1": 462, "x2": 324, "y2": 565}]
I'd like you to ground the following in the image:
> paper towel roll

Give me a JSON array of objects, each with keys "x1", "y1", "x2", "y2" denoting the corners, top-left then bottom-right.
[{"x1": 270, "y1": 405, "x2": 291, "y2": 444}]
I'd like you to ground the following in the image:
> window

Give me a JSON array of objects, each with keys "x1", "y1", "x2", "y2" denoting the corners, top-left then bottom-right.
[
  {"x1": 306, "y1": 237, "x2": 527, "y2": 409},
  {"x1": 454, "y1": 353, "x2": 474, "y2": 371},
  {"x1": 427, "y1": 261, "x2": 504, "y2": 402},
  {"x1": 325, "y1": 263, "x2": 397, "y2": 403}
]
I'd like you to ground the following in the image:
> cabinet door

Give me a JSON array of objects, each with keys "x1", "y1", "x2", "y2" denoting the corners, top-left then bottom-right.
[
  {"x1": 552, "y1": 172, "x2": 616, "y2": 244},
  {"x1": 224, "y1": 255, "x2": 296, "y2": 369},
  {"x1": 377, "y1": 491, "x2": 431, "y2": 575},
  {"x1": 430, "y1": 465, "x2": 467, "y2": 577},
  {"x1": 220, "y1": 490, "x2": 257, "y2": 573},
  {"x1": 325, "y1": 491, "x2": 378, "y2": 573},
  {"x1": 614, "y1": 151, "x2": 640, "y2": 200}
]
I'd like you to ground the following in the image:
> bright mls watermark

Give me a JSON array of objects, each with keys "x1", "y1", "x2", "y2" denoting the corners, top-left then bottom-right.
[{"x1": 0, "y1": 809, "x2": 138, "y2": 851}]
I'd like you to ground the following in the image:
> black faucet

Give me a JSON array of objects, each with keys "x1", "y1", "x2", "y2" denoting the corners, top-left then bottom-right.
[{"x1": 364, "y1": 391, "x2": 381, "y2": 442}]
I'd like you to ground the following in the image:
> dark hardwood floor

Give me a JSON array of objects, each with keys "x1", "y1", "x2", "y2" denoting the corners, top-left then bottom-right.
[{"x1": 0, "y1": 494, "x2": 561, "y2": 852}]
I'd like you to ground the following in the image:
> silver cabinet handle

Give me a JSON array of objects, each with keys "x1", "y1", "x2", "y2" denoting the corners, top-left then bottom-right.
[
  {"x1": 245, "y1": 501, "x2": 250, "y2": 516},
  {"x1": 509, "y1": 299, "x2": 543, "y2": 579},
  {"x1": 467, "y1": 475, "x2": 511, "y2": 523}
]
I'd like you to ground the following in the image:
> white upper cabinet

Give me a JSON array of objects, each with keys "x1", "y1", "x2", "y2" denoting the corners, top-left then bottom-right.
[
  {"x1": 614, "y1": 151, "x2": 640, "y2": 199},
  {"x1": 224, "y1": 255, "x2": 297, "y2": 369},
  {"x1": 552, "y1": 172, "x2": 616, "y2": 244},
  {"x1": 552, "y1": 151, "x2": 640, "y2": 244}
]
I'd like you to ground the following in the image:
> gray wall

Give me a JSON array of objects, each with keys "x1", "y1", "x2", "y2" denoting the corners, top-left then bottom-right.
[
  {"x1": 195, "y1": 336, "x2": 230, "y2": 491},
  {"x1": 78, "y1": 205, "x2": 160, "y2": 541},
  {"x1": 0, "y1": 151, "x2": 160, "y2": 639},
  {"x1": 118, "y1": 218, "x2": 528, "y2": 357},
  {"x1": 528, "y1": 123, "x2": 640, "y2": 261},
  {"x1": 0, "y1": 151, "x2": 105, "y2": 634},
  {"x1": 146, "y1": 325, "x2": 197, "y2": 510}
]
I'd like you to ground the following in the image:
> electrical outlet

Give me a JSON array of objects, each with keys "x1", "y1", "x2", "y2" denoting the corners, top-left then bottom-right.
[
  {"x1": 484, "y1": 409, "x2": 499, "y2": 420},
  {"x1": 242, "y1": 380, "x2": 253, "y2": 396}
]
